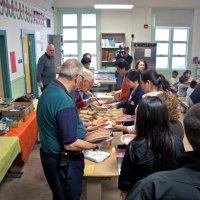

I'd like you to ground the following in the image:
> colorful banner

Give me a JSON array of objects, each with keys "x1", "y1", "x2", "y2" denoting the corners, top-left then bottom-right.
[{"x1": 0, "y1": 0, "x2": 45, "y2": 26}]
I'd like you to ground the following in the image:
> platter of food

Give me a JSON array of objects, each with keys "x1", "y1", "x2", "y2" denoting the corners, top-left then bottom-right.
[
  {"x1": 84, "y1": 129, "x2": 110, "y2": 143},
  {"x1": 112, "y1": 114, "x2": 135, "y2": 123}
]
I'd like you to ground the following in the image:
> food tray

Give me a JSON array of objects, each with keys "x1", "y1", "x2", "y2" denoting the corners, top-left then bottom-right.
[
  {"x1": 84, "y1": 129, "x2": 110, "y2": 143},
  {"x1": 112, "y1": 115, "x2": 135, "y2": 123},
  {"x1": 95, "y1": 93, "x2": 114, "y2": 100}
]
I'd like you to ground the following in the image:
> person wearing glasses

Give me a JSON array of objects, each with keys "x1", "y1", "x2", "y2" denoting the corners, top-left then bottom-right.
[
  {"x1": 75, "y1": 68, "x2": 96, "y2": 109},
  {"x1": 36, "y1": 44, "x2": 56, "y2": 92},
  {"x1": 37, "y1": 59, "x2": 104, "y2": 200}
]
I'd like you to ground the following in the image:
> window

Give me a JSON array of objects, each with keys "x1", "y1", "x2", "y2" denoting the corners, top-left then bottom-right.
[
  {"x1": 62, "y1": 13, "x2": 98, "y2": 69},
  {"x1": 155, "y1": 27, "x2": 189, "y2": 70}
]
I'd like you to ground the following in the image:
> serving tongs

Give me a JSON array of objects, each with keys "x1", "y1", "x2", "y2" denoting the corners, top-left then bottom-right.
[{"x1": 94, "y1": 97, "x2": 102, "y2": 106}]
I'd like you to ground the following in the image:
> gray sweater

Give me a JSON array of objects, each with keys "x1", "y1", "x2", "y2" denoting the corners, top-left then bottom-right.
[{"x1": 36, "y1": 53, "x2": 56, "y2": 85}]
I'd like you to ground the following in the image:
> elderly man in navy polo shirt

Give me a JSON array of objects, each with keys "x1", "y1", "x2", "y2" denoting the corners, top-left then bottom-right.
[{"x1": 37, "y1": 59, "x2": 100, "y2": 200}]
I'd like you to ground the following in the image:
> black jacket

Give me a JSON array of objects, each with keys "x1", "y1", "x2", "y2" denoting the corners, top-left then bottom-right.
[
  {"x1": 190, "y1": 86, "x2": 200, "y2": 104},
  {"x1": 116, "y1": 86, "x2": 143, "y2": 115},
  {"x1": 127, "y1": 151, "x2": 200, "y2": 200},
  {"x1": 118, "y1": 136, "x2": 185, "y2": 192}
]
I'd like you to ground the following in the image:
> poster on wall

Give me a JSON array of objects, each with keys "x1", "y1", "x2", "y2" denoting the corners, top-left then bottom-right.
[{"x1": 10, "y1": 51, "x2": 17, "y2": 73}]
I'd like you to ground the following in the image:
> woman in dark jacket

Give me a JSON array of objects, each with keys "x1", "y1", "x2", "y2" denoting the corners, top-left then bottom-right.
[
  {"x1": 118, "y1": 96, "x2": 185, "y2": 197},
  {"x1": 114, "y1": 69, "x2": 143, "y2": 115}
]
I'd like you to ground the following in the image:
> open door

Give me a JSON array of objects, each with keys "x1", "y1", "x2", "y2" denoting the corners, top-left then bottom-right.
[
  {"x1": 0, "y1": 30, "x2": 12, "y2": 98},
  {"x1": 0, "y1": 56, "x2": 4, "y2": 97},
  {"x1": 21, "y1": 30, "x2": 38, "y2": 97},
  {"x1": 23, "y1": 34, "x2": 32, "y2": 93}
]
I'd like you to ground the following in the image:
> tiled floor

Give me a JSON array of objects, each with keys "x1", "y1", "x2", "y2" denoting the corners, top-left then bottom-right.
[{"x1": 0, "y1": 143, "x2": 120, "y2": 200}]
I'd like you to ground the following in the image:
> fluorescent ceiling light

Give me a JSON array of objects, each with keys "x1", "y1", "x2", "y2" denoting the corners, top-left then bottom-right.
[{"x1": 94, "y1": 4, "x2": 134, "y2": 9}]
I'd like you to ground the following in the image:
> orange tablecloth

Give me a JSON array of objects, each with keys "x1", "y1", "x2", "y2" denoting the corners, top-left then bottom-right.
[{"x1": 2, "y1": 112, "x2": 38, "y2": 162}]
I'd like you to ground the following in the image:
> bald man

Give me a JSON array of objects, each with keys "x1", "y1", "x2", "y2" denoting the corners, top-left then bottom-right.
[{"x1": 36, "y1": 44, "x2": 56, "y2": 92}]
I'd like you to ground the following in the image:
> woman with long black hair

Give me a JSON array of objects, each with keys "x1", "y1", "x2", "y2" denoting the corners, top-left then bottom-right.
[
  {"x1": 118, "y1": 96, "x2": 184, "y2": 198},
  {"x1": 141, "y1": 69, "x2": 172, "y2": 95},
  {"x1": 140, "y1": 69, "x2": 184, "y2": 140}
]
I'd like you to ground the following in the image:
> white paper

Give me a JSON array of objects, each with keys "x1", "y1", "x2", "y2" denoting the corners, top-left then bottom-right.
[
  {"x1": 144, "y1": 49, "x2": 151, "y2": 57},
  {"x1": 83, "y1": 150, "x2": 110, "y2": 163}
]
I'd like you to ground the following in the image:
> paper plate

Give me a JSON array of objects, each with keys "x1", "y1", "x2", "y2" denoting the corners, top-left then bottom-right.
[{"x1": 121, "y1": 134, "x2": 136, "y2": 145}]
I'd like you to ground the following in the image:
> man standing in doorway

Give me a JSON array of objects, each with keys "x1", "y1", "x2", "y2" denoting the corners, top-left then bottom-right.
[
  {"x1": 36, "y1": 44, "x2": 56, "y2": 92},
  {"x1": 37, "y1": 59, "x2": 101, "y2": 200}
]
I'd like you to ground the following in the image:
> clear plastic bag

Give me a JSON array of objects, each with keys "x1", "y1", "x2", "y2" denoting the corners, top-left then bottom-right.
[{"x1": 83, "y1": 150, "x2": 110, "y2": 163}]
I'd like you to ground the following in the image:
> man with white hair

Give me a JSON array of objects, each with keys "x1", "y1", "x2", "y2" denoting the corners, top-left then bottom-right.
[
  {"x1": 127, "y1": 103, "x2": 200, "y2": 200},
  {"x1": 75, "y1": 68, "x2": 96, "y2": 109},
  {"x1": 36, "y1": 44, "x2": 56, "y2": 91},
  {"x1": 37, "y1": 59, "x2": 100, "y2": 200}
]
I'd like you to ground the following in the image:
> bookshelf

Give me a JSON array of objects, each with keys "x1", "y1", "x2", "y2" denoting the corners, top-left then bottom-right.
[{"x1": 101, "y1": 33, "x2": 125, "y2": 67}]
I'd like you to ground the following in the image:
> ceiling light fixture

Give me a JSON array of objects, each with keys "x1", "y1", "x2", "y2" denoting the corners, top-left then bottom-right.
[{"x1": 94, "y1": 4, "x2": 134, "y2": 10}]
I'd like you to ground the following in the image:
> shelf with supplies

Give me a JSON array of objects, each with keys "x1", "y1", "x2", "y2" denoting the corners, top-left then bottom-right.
[{"x1": 101, "y1": 33, "x2": 125, "y2": 67}]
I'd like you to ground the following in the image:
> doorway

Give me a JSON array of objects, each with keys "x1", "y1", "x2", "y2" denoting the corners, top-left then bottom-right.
[
  {"x1": 0, "y1": 56, "x2": 4, "y2": 97},
  {"x1": 23, "y1": 34, "x2": 32, "y2": 93},
  {"x1": 0, "y1": 30, "x2": 12, "y2": 98},
  {"x1": 21, "y1": 30, "x2": 38, "y2": 97}
]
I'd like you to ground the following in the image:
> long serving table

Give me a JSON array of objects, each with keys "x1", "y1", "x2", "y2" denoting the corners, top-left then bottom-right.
[
  {"x1": 2, "y1": 111, "x2": 38, "y2": 162},
  {"x1": 0, "y1": 136, "x2": 21, "y2": 182},
  {"x1": 84, "y1": 132, "x2": 121, "y2": 200}
]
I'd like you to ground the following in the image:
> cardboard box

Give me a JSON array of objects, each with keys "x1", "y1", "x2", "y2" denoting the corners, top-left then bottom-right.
[
  {"x1": 0, "y1": 103, "x2": 14, "y2": 112},
  {"x1": 1, "y1": 102, "x2": 34, "y2": 121},
  {"x1": 2, "y1": 117, "x2": 23, "y2": 128}
]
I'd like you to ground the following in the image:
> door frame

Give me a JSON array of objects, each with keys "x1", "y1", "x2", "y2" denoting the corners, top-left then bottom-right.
[
  {"x1": 0, "y1": 30, "x2": 12, "y2": 98},
  {"x1": 21, "y1": 29, "x2": 38, "y2": 97}
]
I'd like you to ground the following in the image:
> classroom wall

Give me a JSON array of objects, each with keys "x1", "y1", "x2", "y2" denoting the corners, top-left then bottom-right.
[
  {"x1": 0, "y1": 0, "x2": 55, "y2": 98},
  {"x1": 101, "y1": 8, "x2": 152, "y2": 47},
  {"x1": 55, "y1": 7, "x2": 200, "y2": 80},
  {"x1": 1, "y1": 0, "x2": 200, "y2": 99},
  {"x1": 100, "y1": 8, "x2": 200, "y2": 80}
]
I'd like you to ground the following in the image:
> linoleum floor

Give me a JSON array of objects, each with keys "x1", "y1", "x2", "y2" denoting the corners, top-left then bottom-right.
[{"x1": 0, "y1": 143, "x2": 120, "y2": 200}]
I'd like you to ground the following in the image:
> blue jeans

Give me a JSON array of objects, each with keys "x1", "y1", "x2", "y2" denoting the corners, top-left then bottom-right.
[{"x1": 40, "y1": 148, "x2": 84, "y2": 200}]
